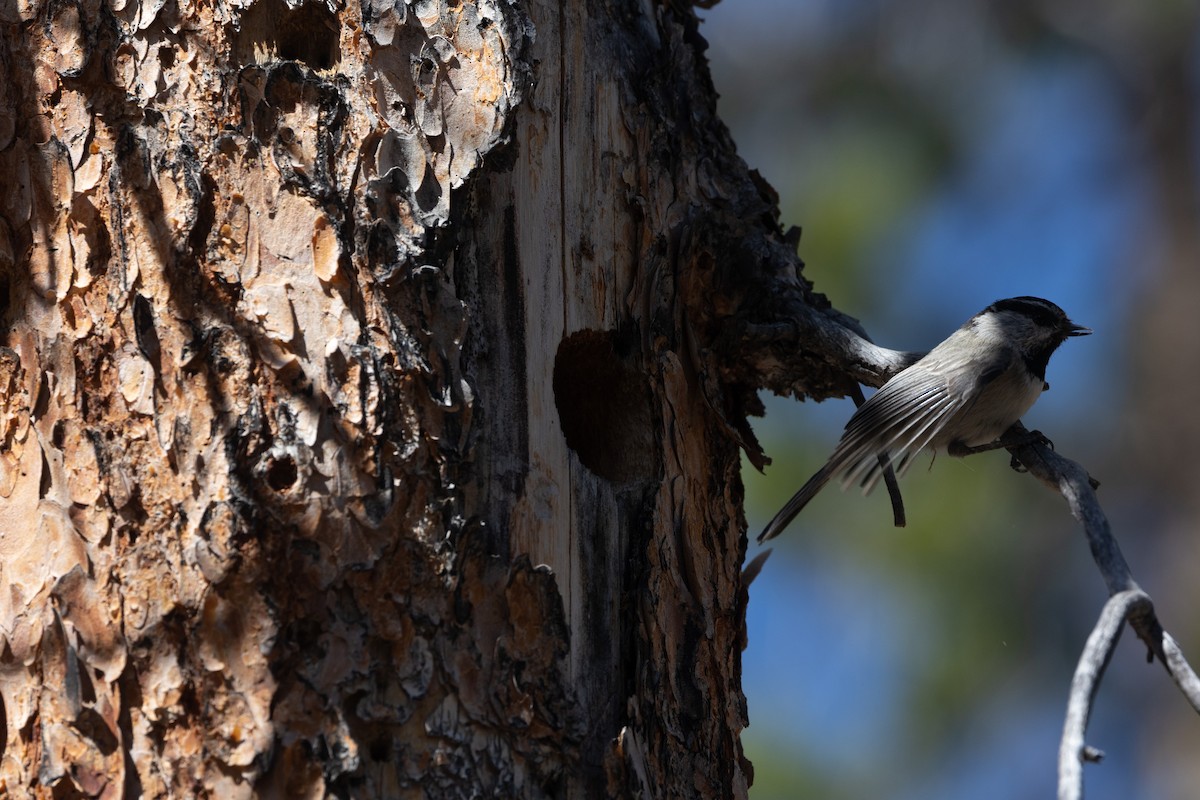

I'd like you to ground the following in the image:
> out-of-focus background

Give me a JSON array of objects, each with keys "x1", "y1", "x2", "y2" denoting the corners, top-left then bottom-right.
[{"x1": 699, "y1": 1, "x2": 1200, "y2": 798}]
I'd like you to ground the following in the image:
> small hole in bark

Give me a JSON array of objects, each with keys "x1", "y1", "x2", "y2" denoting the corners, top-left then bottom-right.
[
  {"x1": 553, "y1": 329, "x2": 656, "y2": 484},
  {"x1": 234, "y1": 0, "x2": 341, "y2": 70},
  {"x1": 266, "y1": 454, "x2": 298, "y2": 490},
  {"x1": 368, "y1": 735, "x2": 391, "y2": 761}
]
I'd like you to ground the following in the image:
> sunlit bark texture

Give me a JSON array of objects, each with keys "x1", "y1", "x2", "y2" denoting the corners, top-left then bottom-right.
[{"x1": 0, "y1": 0, "x2": 831, "y2": 796}]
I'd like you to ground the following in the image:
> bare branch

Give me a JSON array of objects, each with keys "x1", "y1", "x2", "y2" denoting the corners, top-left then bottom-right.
[
  {"x1": 1122, "y1": 603, "x2": 1200, "y2": 714},
  {"x1": 729, "y1": 300, "x2": 920, "y2": 403},
  {"x1": 1160, "y1": 631, "x2": 1200, "y2": 711},
  {"x1": 986, "y1": 423, "x2": 1200, "y2": 798},
  {"x1": 998, "y1": 423, "x2": 1134, "y2": 595},
  {"x1": 998, "y1": 423, "x2": 1200, "y2": 699},
  {"x1": 1058, "y1": 590, "x2": 1147, "y2": 800}
]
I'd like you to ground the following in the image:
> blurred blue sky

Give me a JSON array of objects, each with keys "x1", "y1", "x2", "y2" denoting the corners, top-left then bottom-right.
[{"x1": 699, "y1": 1, "x2": 1199, "y2": 798}]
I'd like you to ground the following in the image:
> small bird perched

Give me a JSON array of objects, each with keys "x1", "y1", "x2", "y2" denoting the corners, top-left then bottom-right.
[{"x1": 759, "y1": 296, "x2": 1090, "y2": 543}]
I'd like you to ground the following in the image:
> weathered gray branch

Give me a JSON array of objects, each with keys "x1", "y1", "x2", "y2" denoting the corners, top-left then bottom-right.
[
  {"x1": 997, "y1": 423, "x2": 1133, "y2": 595},
  {"x1": 997, "y1": 422, "x2": 1200, "y2": 708},
  {"x1": 1057, "y1": 590, "x2": 1145, "y2": 800}
]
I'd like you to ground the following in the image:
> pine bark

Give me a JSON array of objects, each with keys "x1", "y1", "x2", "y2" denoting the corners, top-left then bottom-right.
[{"x1": 0, "y1": 0, "x2": 840, "y2": 797}]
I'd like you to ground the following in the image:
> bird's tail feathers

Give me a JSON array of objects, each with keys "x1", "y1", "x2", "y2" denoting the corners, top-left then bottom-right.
[{"x1": 758, "y1": 463, "x2": 836, "y2": 543}]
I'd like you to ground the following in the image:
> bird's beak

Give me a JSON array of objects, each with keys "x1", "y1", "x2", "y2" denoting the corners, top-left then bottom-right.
[{"x1": 1066, "y1": 323, "x2": 1092, "y2": 337}]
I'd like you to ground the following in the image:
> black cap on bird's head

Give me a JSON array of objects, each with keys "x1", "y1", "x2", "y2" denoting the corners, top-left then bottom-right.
[
  {"x1": 981, "y1": 296, "x2": 1090, "y2": 380},
  {"x1": 984, "y1": 296, "x2": 1091, "y2": 337}
]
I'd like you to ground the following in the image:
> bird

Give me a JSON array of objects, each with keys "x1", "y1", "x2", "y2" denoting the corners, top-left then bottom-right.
[{"x1": 759, "y1": 296, "x2": 1090, "y2": 542}]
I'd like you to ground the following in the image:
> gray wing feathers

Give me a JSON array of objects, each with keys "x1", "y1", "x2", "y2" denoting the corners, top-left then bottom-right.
[
  {"x1": 757, "y1": 371, "x2": 958, "y2": 543},
  {"x1": 834, "y1": 369, "x2": 957, "y2": 488},
  {"x1": 757, "y1": 336, "x2": 1020, "y2": 541},
  {"x1": 758, "y1": 371, "x2": 955, "y2": 542},
  {"x1": 846, "y1": 395, "x2": 959, "y2": 493}
]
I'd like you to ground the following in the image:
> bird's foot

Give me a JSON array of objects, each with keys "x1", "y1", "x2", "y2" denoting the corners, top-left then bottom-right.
[{"x1": 948, "y1": 429, "x2": 1054, "y2": 459}]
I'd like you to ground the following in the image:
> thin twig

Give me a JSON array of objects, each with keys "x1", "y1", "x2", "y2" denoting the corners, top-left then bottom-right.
[
  {"x1": 1058, "y1": 590, "x2": 1146, "y2": 800},
  {"x1": 1000, "y1": 424, "x2": 1200, "y2": 704},
  {"x1": 1129, "y1": 608, "x2": 1200, "y2": 713},
  {"x1": 998, "y1": 423, "x2": 1133, "y2": 595},
  {"x1": 992, "y1": 423, "x2": 1200, "y2": 799}
]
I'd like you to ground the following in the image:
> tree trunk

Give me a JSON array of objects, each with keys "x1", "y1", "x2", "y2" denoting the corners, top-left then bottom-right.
[{"x1": 0, "y1": 0, "x2": 835, "y2": 797}]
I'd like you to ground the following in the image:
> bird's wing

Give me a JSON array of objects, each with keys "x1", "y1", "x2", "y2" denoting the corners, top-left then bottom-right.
[
  {"x1": 758, "y1": 342, "x2": 1015, "y2": 542},
  {"x1": 830, "y1": 345, "x2": 1013, "y2": 494}
]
